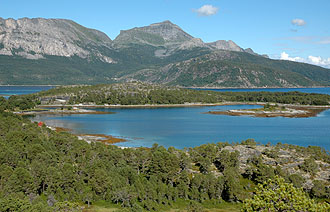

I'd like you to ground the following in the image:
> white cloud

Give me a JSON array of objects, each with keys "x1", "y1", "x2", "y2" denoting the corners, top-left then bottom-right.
[
  {"x1": 194, "y1": 5, "x2": 218, "y2": 16},
  {"x1": 280, "y1": 52, "x2": 330, "y2": 68},
  {"x1": 308, "y1": 56, "x2": 330, "y2": 67},
  {"x1": 280, "y1": 52, "x2": 304, "y2": 62},
  {"x1": 291, "y1": 19, "x2": 306, "y2": 26}
]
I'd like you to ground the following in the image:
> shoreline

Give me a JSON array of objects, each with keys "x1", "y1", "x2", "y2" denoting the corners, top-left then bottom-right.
[
  {"x1": 207, "y1": 105, "x2": 328, "y2": 118},
  {"x1": 51, "y1": 126, "x2": 127, "y2": 145},
  {"x1": 187, "y1": 86, "x2": 330, "y2": 89},
  {"x1": 1, "y1": 84, "x2": 330, "y2": 89},
  {"x1": 19, "y1": 110, "x2": 115, "y2": 115},
  {"x1": 38, "y1": 102, "x2": 228, "y2": 109},
  {"x1": 37, "y1": 102, "x2": 330, "y2": 109}
]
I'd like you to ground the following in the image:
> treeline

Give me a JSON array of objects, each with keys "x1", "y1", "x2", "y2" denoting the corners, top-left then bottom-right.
[
  {"x1": 33, "y1": 82, "x2": 330, "y2": 106},
  {"x1": 0, "y1": 95, "x2": 37, "y2": 111},
  {"x1": 35, "y1": 83, "x2": 221, "y2": 105},
  {"x1": 1, "y1": 111, "x2": 330, "y2": 211},
  {"x1": 220, "y1": 91, "x2": 330, "y2": 105}
]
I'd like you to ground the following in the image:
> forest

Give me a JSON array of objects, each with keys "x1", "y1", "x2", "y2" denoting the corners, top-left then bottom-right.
[
  {"x1": 1, "y1": 85, "x2": 330, "y2": 211},
  {"x1": 26, "y1": 82, "x2": 330, "y2": 106},
  {"x1": 1, "y1": 108, "x2": 330, "y2": 211}
]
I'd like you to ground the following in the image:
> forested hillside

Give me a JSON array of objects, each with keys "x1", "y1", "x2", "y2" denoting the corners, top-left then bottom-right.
[{"x1": 0, "y1": 110, "x2": 330, "y2": 211}]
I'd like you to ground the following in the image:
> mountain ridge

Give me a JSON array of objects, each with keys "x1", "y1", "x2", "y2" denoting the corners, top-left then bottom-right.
[{"x1": 1, "y1": 17, "x2": 330, "y2": 87}]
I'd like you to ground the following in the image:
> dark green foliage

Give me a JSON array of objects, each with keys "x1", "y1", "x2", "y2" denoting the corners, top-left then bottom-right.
[
  {"x1": 0, "y1": 111, "x2": 243, "y2": 210},
  {"x1": 240, "y1": 139, "x2": 257, "y2": 147},
  {"x1": 262, "y1": 149, "x2": 278, "y2": 159},
  {"x1": 310, "y1": 180, "x2": 330, "y2": 198},
  {"x1": 245, "y1": 156, "x2": 275, "y2": 184},
  {"x1": 0, "y1": 111, "x2": 329, "y2": 210},
  {"x1": 300, "y1": 157, "x2": 319, "y2": 174},
  {"x1": 32, "y1": 82, "x2": 330, "y2": 106},
  {"x1": 34, "y1": 83, "x2": 221, "y2": 105},
  {"x1": 7, "y1": 95, "x2": 36, "y2": 110},
  {"x1": 219, "y1": 91, "x2": 330, "y2": 105},
  {"x1": 288, "y1": 174, "x2": 305, "y2": 188}
]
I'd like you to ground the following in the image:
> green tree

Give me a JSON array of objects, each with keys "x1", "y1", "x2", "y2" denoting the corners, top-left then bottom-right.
[
  {"x1": 300, "y1": 157, "x2": 318, "y2": 175},
  {"x1": 242, "y1": 176, "x2": 330, "y2": 212}
]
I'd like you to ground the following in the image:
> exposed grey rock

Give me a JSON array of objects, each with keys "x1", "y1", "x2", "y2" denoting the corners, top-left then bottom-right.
[
  {"x1": 178, "y1": 38, "x2": 206, "y2": 50},
  {"x1": 114, "y1": 20, "x2": 193, "y2": 46},
  {"x1": 207, "y1": 40, "x2": 244, "y2": 52},
  {"x1": 17, "y1": 51, "x2": 44, "y2": 59},
  {"x1": 0, "y1": 17, "x2": 266, "y2": 62},
  {"x1": 0, "y1": 17, "x2": 115, "y2": 63}
]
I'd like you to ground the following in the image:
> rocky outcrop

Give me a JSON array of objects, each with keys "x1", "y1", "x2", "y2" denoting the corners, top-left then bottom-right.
[
  {"x1": 0, "y1": 17, "x2": 115, "y2": 63},
  {"x1": 207, "y1": 40, "x2": 244, "y2": 52},
  {"x1": 113, "y1": 20, "x2": 193, "y2": 47},
  {"x1": 1, "y1": 17, "x2": 329, "y2": 87},
  {"x1": 0, "y1": 18, "x2": 264, "y2": 61}
]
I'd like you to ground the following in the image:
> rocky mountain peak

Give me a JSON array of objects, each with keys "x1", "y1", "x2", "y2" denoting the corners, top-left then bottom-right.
[
  {"x1": 113, "y1": 20, "x2": 193, "y2": 46},
  {"x1": 0, "y1": 17, "x2": 114, "y2": 62},
  {"x1": 207, "y1": 40, "x2": 243, "y2": 52}
]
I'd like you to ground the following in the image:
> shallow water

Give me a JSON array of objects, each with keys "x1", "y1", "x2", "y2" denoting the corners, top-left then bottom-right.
[
  {"x1": 30, "y1": 105, "x2": 330, "y2": 150},
  {"x1": 3, "y1": 86, "x2": 329, "y2": 149}
]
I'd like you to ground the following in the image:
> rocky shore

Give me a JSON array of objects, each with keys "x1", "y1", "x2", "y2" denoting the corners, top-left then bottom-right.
[
  {"x1": 16, "y1": 108, "x2": 114, "y2": 115},
  {"x1": 208, "y1": 105, "x2": 328, "y2": 118}
]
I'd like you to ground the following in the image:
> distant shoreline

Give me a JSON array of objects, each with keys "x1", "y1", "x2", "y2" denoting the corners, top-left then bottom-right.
[
  {"x1": 0, "y1": 85, "x2": 57, "y2": 87},
  {"x1": 188, "y1": 86, "x2": 330, "y2": 89},
  {"x1": 207, "y1": 105, "x2": 328, "y2": 118},
  {"x1": 1, "y1": 84, "x2": 330, "y2": 89},
  {"x1": 37, "y1": 102, "x2": 330, "y2": 109}
]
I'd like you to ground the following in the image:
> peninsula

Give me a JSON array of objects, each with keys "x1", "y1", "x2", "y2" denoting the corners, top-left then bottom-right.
[{"x1": 207, "y1": 103, "x2": 329, "y2": 118}]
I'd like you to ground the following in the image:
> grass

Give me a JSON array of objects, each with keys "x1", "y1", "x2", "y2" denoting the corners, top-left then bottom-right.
[
  {"x1": 83, "y1": 201, "x2": 121, "y2": 212},
  {"x1": 83, "y1": 200, "x2": 242, "y2": 212}
]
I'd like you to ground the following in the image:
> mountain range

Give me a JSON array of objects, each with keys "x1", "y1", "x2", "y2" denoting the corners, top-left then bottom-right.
[{"x1": 1, "y1": 17, "x2": 330, "y2": 87}]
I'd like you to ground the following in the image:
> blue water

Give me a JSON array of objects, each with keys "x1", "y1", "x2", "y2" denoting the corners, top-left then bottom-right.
[
  {"x1": 197, "y1": 87, "x2": 330, "y2": 95},
  {"x1": 31, "y1": 105, "x2": 330, "y2": 150},
  {"x1": 0, "y1": 86, "x2": 55, "y2": 99},
  {"x1": 2, "y1": 86, "x2": 328, "y2": 150}
]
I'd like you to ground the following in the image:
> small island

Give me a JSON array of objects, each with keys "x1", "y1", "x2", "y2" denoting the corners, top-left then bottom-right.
[{"x1": 208, "y1": 103, "x2": 328, "y2": 118}]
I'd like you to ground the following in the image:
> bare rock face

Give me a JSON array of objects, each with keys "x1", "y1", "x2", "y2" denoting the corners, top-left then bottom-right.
[
  {"x1": 0, "y1": 18, "x2": 263, "y2": 62},
  {"x1": 114, "y1": 20, "x2": 193, "y2": 46},
  {"x1": 207, "y1": 40, "x2": 244, "y2": 52},
  {"x1": 0, "y1": 17, "x2": 114, "y2": 62}
]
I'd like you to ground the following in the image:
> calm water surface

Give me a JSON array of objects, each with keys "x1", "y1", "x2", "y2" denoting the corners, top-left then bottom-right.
[
  {"x1": 31, "y1": 105, "x2": 330, "y2": 150},
  {"x1": 0, "y1": 86, "x2": 55, "y2": 98},
  {"x1": 3, "y1": 86, "x2": 328, "y2": 149}
]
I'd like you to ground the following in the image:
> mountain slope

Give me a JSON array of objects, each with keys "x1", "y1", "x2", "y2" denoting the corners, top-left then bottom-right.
[
  {"x1": 120, "y1": 51, "x2": 326, "y2": 87},
  {"x1": 0, "y1": 17, "x2": 114, "y2": 63},
  {"x1": 0, "y1": 17, "x2": 330, "y2": 87},
  {"x1": 113, "y1": 20, "x2": 193, "y2": 46}
]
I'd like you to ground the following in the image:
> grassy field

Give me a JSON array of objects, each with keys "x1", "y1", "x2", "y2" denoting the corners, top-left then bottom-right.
[{"x1": 83, "y1": 200, "x2": 241, "y2": 212}]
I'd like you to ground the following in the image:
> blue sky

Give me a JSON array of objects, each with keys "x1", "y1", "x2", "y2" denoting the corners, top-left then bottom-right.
[{"x1": 1, "y1": 0, "x2": 330, "y2": 67}]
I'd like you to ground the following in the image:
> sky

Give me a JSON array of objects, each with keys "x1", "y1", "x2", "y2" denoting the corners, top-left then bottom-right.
[{"x1": 1, "y1": 0, "x2": 330, "y2": 68}]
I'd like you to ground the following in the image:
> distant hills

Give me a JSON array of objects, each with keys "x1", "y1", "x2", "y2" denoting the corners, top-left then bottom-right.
[{"x1": 1, "y1": 17, "x2": 330, "y2": 87}]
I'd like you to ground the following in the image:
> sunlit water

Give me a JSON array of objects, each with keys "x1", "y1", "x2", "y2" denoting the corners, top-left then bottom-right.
[
  {"x1": 31, "y1": 105, "x2": 330, "y2": 150},
  {"x1": 0, "y1": 86, "x2": 55, "y2": 98},
  {"x1": 2, "y1": 86, "x2": 329, "y2": 150}
]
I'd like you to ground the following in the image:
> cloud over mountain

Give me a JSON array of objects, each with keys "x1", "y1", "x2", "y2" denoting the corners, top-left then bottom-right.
[{"x1": 281, "y1": 52, "x2": 330, "y2": 68}]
